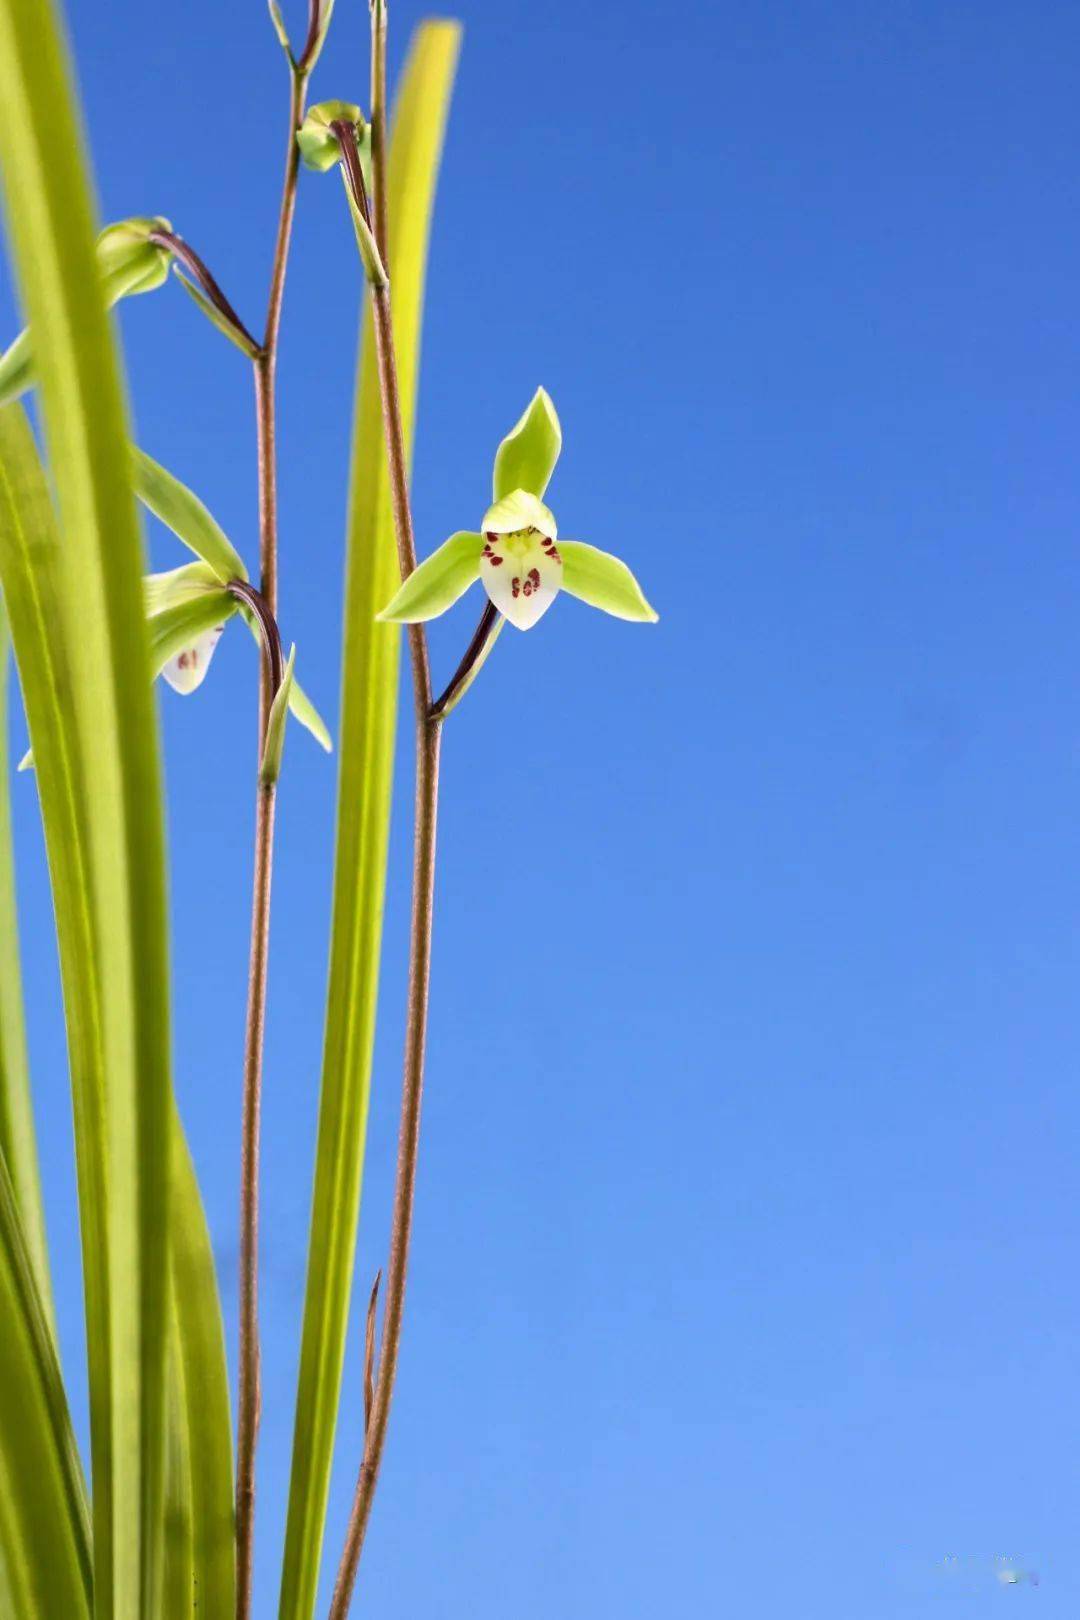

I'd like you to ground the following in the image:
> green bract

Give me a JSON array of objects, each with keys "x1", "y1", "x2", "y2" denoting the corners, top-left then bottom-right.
[
  {"x1": 0, "y1": 218, "x2": 172, "y2": 407},
  {"x1": 378, "y1": 389, "x2": 658, "y2": 632},
  {"x1": 297, "y1": 101, "x2": 371, "y2": 184}
]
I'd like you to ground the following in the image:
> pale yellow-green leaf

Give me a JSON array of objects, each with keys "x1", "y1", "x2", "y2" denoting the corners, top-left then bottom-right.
[
  {"x1": 0, "y1": 588, "x2": 51, "y2": 1317},
  {"x1": 0, "y1": 402, "x2": 236, "y2": 1620},
  {"x1": 0, "y1": 0, "x2": 175, "y2": 1568},
  {"x1": 0, "y1": 1152, "x2": 91, "y2": 1617},
  {"x1": 162, "y1": 1134, "x2": 235, "y2": 1619},
  {"x1": 278, "y1": 22, "x2": 461, "y2": 1619}
]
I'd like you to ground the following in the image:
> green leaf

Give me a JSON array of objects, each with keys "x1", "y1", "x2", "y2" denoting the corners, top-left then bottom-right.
[
  {"x1": 278, "y1": 21, "x2": 461, "y2": 1620},
  {"x1": 0, "y1": 329, "x2": 32, "y2": 409},
  {"x1": 557, "y1": 540, "x2": 658, "y2": 622},
  {"x1": 0, "y1": 405, "x2": 235, "y2": 1620},
  {"x1": 0, "y1": 589, "x2": 51, "y2": 1318},
  {"x1": 131, "y1": 446, "x2": 248, "y2": 584},
  {"x1": 261, "y1": 644, "x2": 296, "y2": 785},
  {"x1": 0, "y1": 1151, "x2": 92, "y2": 1616},
  {"x1": 162, "y1": 1133, "x2": 235, "y2": 1619},
  {"x1": 377, "y1": 530, "x2": 480, "y2": 622},
  {"x1": 492, "y1": 387, "x2": 562, "y2": 503},
  {"x1": 0, "y1": 0, "x2": 176, "y2": 1583},
  {"x1": 173, "y1": 268, "x2": 261, "y2": 360}
]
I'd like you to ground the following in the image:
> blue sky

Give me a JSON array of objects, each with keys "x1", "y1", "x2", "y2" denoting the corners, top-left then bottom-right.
[{"x1": 3, "y1": 0, "x2": 1079, "y2": 1613}]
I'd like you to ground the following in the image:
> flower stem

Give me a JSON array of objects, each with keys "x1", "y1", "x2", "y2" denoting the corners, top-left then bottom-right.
[
  {"x1": 234, "y1": 60, "x2": 308, "y2": 1620},
  {"x1": 327, "y1": 9, "x2": 445, "y2": 1609},
  {"x1": 430, "y1": 601, "x2": 501, "y2": 719}
]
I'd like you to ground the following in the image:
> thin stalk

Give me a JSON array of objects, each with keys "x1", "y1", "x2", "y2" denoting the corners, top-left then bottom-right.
[
  {"x1": 430, "y1": 601, "x2": 500, "y2": 719},
  {"x1": 147, "y1": 229, "x2": 259, "y2": 354},
  {"x1": 234, "y1": 59, "x2": 309, "y2": 1620},
  {"x1": 327, "y1": 11, "x2": 444, "y2": 1608},
  {"x1": 369, "y1": 0, "x2": 389, "y2": 261}
]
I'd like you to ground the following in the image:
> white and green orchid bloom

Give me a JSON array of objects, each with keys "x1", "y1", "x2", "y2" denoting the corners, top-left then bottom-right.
[
  {"x1": 134, "y1": 449, "x2": 331, "y2": 750},
  {"x1": 0, "y1": 217, "x2": 173, "y2": 406},
  {"x1": 378, "y1": 389, "x2": 657, "y2": 632}
]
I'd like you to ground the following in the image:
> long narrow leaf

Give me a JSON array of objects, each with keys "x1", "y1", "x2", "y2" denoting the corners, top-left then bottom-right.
[
  {"x1": 0, "y1": 1151, "x2": 92, "y2": 1616},
  {"x1": 278, "y1": 23, "x2": 461, "y2": 1618},
  {"x1": 0, "y1": 403, "x2": 237, "y2": 1619},
  {"x1": 0, "y1": 589, "x2": 51, "y2": 1316},
  {"x1": 0, "y1": 0, "x2": 173, "y2": 1594},
  {"x1": 163, "y1": 1136, "x2": 235, "y2": 1619}
]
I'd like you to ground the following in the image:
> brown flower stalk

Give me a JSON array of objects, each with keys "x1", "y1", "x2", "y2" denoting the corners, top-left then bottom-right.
[{"x1": 234, "y1": 54, "x2": 310, "y2": 1620}]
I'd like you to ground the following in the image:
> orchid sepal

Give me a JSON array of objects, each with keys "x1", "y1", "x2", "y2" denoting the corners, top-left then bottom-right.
[{"x1": 492, "y1": 387, "x2": 561, "y2": 502}]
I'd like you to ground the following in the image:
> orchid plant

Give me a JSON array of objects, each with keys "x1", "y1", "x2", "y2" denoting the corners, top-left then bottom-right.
[{"x1": 0, "y1": 1, "x2": 655, "y2": 1617}]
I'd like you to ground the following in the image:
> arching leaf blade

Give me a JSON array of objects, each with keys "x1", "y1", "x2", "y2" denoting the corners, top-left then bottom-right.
[{"x1": 278, "y1": 21, "x2": 461, "y2": 1619}]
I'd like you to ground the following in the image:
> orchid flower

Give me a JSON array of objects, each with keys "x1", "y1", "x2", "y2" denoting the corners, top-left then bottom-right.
[
  {"x1": 0, "y1": 217, "x2": 173, "y2": 407},
  {"x1": 135, "y1": 448, "x2": 331, "y2": 748},
  {"x1": 377, "y1": 389, "x2": 657, "y2": 632}
]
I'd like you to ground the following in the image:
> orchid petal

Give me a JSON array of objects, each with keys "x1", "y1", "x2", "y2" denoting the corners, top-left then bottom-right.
[
  {"x1": 160, "y1": 626, "x2": 226, "y2": 694},
  {"x1": 492, "y1": 387, "x2": 561, "y2": 502},
  {"x1": 480, "y1": 489, "x2": 557, "y2": 542},
  {"x1": 558, "y1": 540, "x2": 658, "y2": 623},
  {"x1": 377, "y1": 530, "x2": 482, "y2": 623},
  {"x1": 480, "y1": 526, "x2": 562, "y2": 630},
  {"x1": 149, "y1": 591, "x2": 237, "y2": 692}
]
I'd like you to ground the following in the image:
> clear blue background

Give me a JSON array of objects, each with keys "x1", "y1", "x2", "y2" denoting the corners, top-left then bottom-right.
[{"x1": 1, "y1": 0, "x2": 1077, "y2": 1613}]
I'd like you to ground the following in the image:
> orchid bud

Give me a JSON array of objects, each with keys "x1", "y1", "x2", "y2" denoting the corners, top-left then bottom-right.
[
  {"x1": 0, "y1": 216, "x2": 173, "y2": 406},
  {"x1": 297, "y1": 102, "x2": 370, "y2": 182},
  {"x1": 95, "y1": 216, "x2": 173, "y2": 300}
]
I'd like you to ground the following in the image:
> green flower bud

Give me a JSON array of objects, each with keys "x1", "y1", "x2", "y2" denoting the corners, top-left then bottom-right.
[
  {"x1": 297, "y1": 101, "x2": 371, "y2": 185},
  {"x1": 96, "y1": 216, "x2": 173, "y2": 300},
  {"x1": 0, "y1": 216, "x2": 173, "y2": 407}
]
